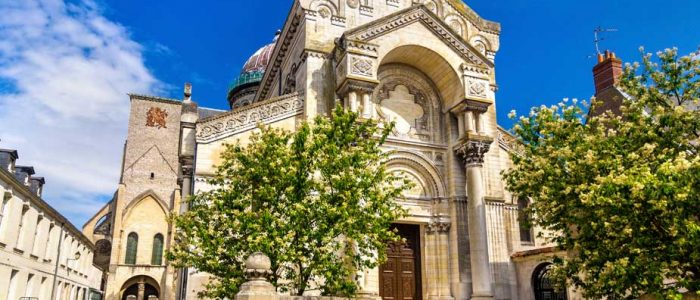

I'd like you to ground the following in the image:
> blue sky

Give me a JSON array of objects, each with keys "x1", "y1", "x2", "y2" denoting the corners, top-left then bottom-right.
[
  {"x1": 0, "y1": 0, "x2": 698, "y2": 226},
  {"x1": 103, "y1": 0, "x2": 700, "y2": 124}
]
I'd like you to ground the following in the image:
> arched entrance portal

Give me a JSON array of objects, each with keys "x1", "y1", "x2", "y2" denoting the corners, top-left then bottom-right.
[
  {"x1": 120, "y1": 276, "x2": 160, "y2": 300},
  {"x1": 532, "y1": 263, "x2": 567, "y2": 300}
]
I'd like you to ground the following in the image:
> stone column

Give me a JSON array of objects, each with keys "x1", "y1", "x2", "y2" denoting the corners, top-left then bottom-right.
[
  {"x1": 428, "y1": 216, "x2": 454, "y2": 300},
  {"x1": 362, "y1": 92, "x2": 373, "y2": 119},
  {"x1": 137, "y1": 282, "x2": 146, "y2": 300},
  {"x1": 456, "y1": 137, "x2": 494, "y2": 300},
  {"x1": 336, "y1": 80, "x2": 377, "y2": 117}
]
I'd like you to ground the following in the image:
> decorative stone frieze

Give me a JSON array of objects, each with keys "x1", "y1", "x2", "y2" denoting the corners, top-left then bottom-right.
[
  {"x1": 497, "y1": 127, "x2": 523, "y2": 155},
  {"x1": 196, "y1": 93, "x2": 303, "y2": 143}
]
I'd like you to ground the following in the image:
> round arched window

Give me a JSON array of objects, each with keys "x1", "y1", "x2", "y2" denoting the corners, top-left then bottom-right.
[{"x1": 533, "y1": 263, "x2": 567, "y2": 300}]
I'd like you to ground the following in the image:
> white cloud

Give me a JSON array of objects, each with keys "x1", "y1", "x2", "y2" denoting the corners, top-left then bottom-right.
[{"x1": 0, "y1": 0, "x2": 164, "y2": 226}]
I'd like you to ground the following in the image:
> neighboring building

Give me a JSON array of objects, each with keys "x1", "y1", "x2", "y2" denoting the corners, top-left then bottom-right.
[
  {"x1": 0, "y1": 148, "x2": 103, "y2": 300},
  {"x1": 82, "y1": 1, "x2": 598, "y2": 300}
]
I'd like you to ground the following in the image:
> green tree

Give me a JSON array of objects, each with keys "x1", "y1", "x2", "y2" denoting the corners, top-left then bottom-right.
[
  {"x1": 503, "y1": 48, "x2": 700, "y2": 299},
  {"x1": 168, "y1": 106, "x2": 408, "y2": 298}
]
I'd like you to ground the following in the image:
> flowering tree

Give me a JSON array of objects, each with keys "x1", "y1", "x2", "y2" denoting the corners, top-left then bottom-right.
[
  {"x1": 503, "y1": 48, "x2": 700, "y2": 299},
  {"x1": 168, "y1": 107, "x2": 408, "y2": 298}
]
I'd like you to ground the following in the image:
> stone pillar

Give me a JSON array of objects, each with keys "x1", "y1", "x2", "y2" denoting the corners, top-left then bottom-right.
[
  {"x1": 236, "y1": 253, "x2": 278, "y2": 300},
  {"x1": 137, "y1": 282, "x2": 146, "y2": 300},
  {"x1": 456, "y1": 136, "x2": 494, "y2": 300},
  {"x1": 356, "y1": 261, "x2": 381, "y2": 300},
  {"x1": 428, "y1": 216, "x2": 454, "y2": 300},
  {"x1": 362, "y1": 92, "x2": 373, "y2": 119},
  {"x1": 178, "y1": 82, "x2": 199, "y2": 300},
  {"x1": 337, "y1": 80, "x2": 377, "y2": 117}
]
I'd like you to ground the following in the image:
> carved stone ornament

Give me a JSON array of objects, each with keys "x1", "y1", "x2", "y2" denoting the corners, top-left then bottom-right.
[
  {"x1": 455, "y1": 137, "x2": 493, "y2": 167},
  {"x1": 245, "y1": 252, "x2": 273, "y2": 280},
  {"x1": 197, "y1": 93, "x2": 303, "y2": 143},
  {"x1": 351, "y1": 57, "x2": 373, "y2": 77},
  {"x1": 146, "y1": 107, "x2": 168, "y2": 129},
  {"x1": 427, "y1": 215, "x2": 451, "y2": 233},
  {"x1": 468, "y1": 79, "x2": 488, "y2": 98},
  {"x1": 347, "y1": 0, "x2": 359, "y2": 8}
]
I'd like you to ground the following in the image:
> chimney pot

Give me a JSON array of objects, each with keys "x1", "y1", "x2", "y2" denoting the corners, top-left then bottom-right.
[{"x1": 593, "y1": 50, "x2": 623, "y2": 96}]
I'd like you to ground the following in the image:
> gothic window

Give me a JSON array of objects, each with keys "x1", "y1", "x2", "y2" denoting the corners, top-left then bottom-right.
[
  {"x1": 533, "y1": 263, "x2": 568, "y2": 300},
  {"x1": 518, "y1": 197, "x2": 534, "y2": 243},
  {"x1": 151, "y1": 233, "x2": 164, "y2": 265},
  {"x1": 125, "y1": 232, "x2": 138, "y2": 265}
]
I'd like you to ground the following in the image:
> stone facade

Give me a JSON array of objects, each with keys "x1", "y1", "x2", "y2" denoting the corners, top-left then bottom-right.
[
  {"x1": 0, "y1": 148, "x2": 103, "y2": 300},
  {"x1": 84, "y1": 1, "x2": 571, "y2": 299}
]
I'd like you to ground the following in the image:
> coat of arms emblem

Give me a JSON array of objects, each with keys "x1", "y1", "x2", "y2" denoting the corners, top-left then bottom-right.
[{"x1": 146, "y1": 107, "x2": 168, "y2": 129}]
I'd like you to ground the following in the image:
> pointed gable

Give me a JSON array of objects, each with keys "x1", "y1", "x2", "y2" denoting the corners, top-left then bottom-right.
[{"x1": 343, "y1": 5, "x2": 493, "y2": 69}]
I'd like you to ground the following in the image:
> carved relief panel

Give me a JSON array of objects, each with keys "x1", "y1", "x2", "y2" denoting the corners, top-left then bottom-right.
[{"x1": 374, "y1": 64, "x2": 443, "y2": 144}]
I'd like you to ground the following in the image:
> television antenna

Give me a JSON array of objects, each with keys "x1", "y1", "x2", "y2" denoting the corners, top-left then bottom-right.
[{"x1": 594, "y1": 26, "x2": 618, "y2": 55}]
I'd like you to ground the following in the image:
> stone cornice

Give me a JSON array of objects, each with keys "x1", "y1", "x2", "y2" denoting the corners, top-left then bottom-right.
[
  {"x1": 128, "y1": 93, "x2": 182, "y2": 106},
  {"x1": 443, "y1": 0, "x2": 501, "y2": 34},
  {"x1": 0, "y1": 167, "x2": 96, "y2": 250},
  {"x1": 257, "y1": 2, "x2": 305, "y2": 101},
  {"x1": 196, "y1": 93, "x2": 304, "y2": 143},
  {"x1": 343, "y1": 5, "x2": 493, "y2": 68}
]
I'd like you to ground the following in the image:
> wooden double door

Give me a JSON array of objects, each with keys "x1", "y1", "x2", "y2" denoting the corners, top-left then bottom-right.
[{"x1": 380, "y1": 224, "x2": 422, "y2": 300}]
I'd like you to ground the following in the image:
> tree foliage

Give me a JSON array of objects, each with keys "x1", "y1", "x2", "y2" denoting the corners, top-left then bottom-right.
[
  {"x1": 503, "y1": 48, "x2": 700, "y2": 299},
  {"x1": 168, "y1": 107, "x2": 408, "y2": 298}
]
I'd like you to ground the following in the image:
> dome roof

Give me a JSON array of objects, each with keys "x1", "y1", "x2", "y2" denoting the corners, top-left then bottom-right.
[
  {"x1": 241, "y1": 42, "x2": 275, "y2": 74},
  {"x1": 227, "y1": 33, "x2": 279, "y2": 107}
]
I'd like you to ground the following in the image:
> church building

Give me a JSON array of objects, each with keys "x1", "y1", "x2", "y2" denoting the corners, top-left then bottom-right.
[{"x1": 80, "y1": 1, "x2": 615, "y2": 299}]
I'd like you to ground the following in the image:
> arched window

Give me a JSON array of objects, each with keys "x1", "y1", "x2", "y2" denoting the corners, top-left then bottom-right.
[
  {"x1": 533, "y1": 263, "x2": 567, "y2": 300},
  {"x1": 151, "y1": 234, "x2": 164, "y2": 265},
  {"x1": 518, "y1": 197, "x2": 534, "y2": 243},
  {"x1": 125, "y1": 232, "x2": 138, "y2": 264}
]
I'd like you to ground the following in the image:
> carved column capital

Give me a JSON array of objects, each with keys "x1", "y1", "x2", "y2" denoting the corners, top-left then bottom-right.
[
  {"x1": 455, "y1": 135, "x2": 493, "y2": 168},
  {"x1": 428, "y1": 214, "x2": 451, "y2": 234},
  {"x1": 336, "y1": 78, "x2": 378, "y2": 97}
]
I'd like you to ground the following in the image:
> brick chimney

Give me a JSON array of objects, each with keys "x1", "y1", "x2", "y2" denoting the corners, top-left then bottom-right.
[
  {"x1": 593, "y1": 50, "x2": 623, "y2": 96},
  {"x1": 0, "y1": 149, "x2": 18, "y2": 173}
]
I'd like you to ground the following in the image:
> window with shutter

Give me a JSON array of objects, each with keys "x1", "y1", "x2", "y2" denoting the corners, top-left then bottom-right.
[
  {"x1": 125, "y1": 232, "x2": 138, "y2": 264},
  {"x1": 151, "y1": 233, "x2": 164, "y2": 265}
]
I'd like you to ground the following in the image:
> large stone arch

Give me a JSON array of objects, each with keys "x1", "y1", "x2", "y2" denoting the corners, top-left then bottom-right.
[
  {"x1": 379, "y1": 44, "x2": 464, "y2": 112},
  {"x1": 122, "y1": 190, "x2": 169, "y2": 220},
  {"x1": 119, "y1": 275, "x2": 160, "y2": 300},
  {"x1": 120, "y1": 191, "x2": 170, "y2": 266},
  {"x1": 374, "y1": 63, "x2": 445, "y2": 144},
  {"x1": 386, "y1": 150, "x2": 446, "y2": 199}
]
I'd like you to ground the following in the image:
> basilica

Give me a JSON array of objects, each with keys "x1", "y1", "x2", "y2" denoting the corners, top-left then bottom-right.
[{"x1": 80, "y1": 1, "x2": 600, "y2": 299}]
